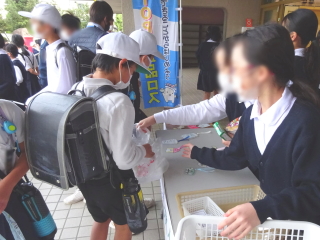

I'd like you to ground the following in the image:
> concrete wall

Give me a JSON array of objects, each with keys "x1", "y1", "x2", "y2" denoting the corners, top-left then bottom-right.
[{"x1": 121, "y1": 0, "x2": 261, "y2": 37}]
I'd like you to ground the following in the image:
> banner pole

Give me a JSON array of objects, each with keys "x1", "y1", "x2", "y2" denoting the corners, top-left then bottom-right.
[{"x1": 178, "y1": 0, "x2": 183, "y2": 106}]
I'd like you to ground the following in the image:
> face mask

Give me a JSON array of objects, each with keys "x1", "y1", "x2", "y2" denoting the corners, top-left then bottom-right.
[
  {"x1": 218, "y1": 73, "x2": 233, "y2": 95},
  {"x1": 115, "y1": 62, "x2": 132, "y2": 90},
  {"x1": 104, "y1": 19, "x2": 111, "y2": 32},
  {"x1": 31, "y1": 24, "x2": 45, "y2": 39},
  {"x1": 60, "y1": 30, "x2": 70, "y2": 41},
  {"x1": 232, "y1": 75, "x2": 258, "y2": 102},
  {"x1": 109, "y1": 25, "x2": 114, "y2": 32}
]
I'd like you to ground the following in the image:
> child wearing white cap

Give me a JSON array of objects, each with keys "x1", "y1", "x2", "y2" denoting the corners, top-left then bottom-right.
[
  {"x1": 19, "y1": 4, "x2": 77, "y2": 102},
  {"x1": 71, "y1": 32, "x2": 153, "y2": 240}
]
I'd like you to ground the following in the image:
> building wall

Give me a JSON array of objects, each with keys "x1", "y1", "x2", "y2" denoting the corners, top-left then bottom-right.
[
  {"x1": 182, "y1": 0, "x2": 261, "y2": 37},
  {"x1": 121, "y1": 0, "x2": 261, "y2": 37}
]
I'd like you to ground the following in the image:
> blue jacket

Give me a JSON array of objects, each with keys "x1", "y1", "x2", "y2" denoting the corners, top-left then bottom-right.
[
  {"x1": 68, "y1": 26, "x2": 106, "y2": 53},
  {"x1": 191, "y1": 99, "x2": 320, "y2": 225}
]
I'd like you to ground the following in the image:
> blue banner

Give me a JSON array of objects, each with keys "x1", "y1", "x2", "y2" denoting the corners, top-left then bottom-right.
[{"x1": 132, "y1": 0, "x2": 180, "y2": 108}]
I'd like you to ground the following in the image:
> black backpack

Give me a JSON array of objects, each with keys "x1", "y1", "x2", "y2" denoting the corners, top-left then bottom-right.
[
  {"x1": 25, "y1": 85, "x2": 118, "y2": 189},
  {"x1": 54, "y1": 43, "x2": 95, "y2": 82}
]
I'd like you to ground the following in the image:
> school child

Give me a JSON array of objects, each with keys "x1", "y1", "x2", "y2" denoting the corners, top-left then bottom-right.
[
  {"x1": 0, "y1": 34, "x2": 17, "y2": 102},
  {"x1": 72, "y1": 32, "x2": 154, "y2": 240},
  {"x1": 196, "y1": 26, "x2": 221, "y2": 100},
  {"x1": 12, "y1": 34, "x2": 41, "y2": 96},
  {"x1": 19, "y1": 4, "x2": 77, "y2": 101},
  {"x1": 0, "y1": 100, "x2": 39, "y2": 239},
  {"x1": 138, "y1": 38, "x2": 254, "y2": 147},
  {"x1": 5, "y1": 44, "x2": 30, "y2": 104},
  {"x1": 126, "y1": 29, "x2": 165, "y2": 124},
  {"x1": 182, "y1": 24, "x2": 320, "y2": 239},
  {"x1": 61, "y1": 13, "x2": 81, "y2": 42},
  {"x1": 282, "y1": 9, "x2": 320, "y2": 92}
]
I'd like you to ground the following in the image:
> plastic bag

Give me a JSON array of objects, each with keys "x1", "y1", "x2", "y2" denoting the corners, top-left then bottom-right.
[
  {"x1": 132, "y1": 124, "x2": 150, "y2": 145},
  {"x1": 132, "y1": 125, "x2": 169, "y2": 184},
  {"x1": 1, "y1": 211, "x2": 26, "y2": 240}
]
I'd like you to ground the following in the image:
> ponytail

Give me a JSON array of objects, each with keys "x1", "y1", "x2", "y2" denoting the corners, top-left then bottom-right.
[
  {"x1": 289, "y1": 80, "x2": 320, "y2": 108},
  {"x1": 11, "y1": 34, "x2": 30, "y2": 57},
  {"x1": 20, "y1": 45, "x2": 30, "y2": 57},
  {"x1": 305, "y1": 40, "x2": 320, "y2": 89}
]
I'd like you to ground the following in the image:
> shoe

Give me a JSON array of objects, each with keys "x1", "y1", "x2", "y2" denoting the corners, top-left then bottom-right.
[
  {"x1": 63, "y1": 189, "x2": 84, "y2": 205},
  {"x1": 109, "y1": 221, "x2": 115, "y2": 229},
  {"x1": 144, "y1": 198, "x2": 156, "y2": 209}
]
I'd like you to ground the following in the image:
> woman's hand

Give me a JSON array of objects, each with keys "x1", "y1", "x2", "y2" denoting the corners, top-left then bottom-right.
[
  {"x1": 218, "y1": 203, "x2": 260, "y2": 239},
  {"x1": 143, "y1": 144, "x2": 155, "y2": 158},
  {"x1": 138, "y1": 116, "x2": 156, "y2": 132},
  {"x1": 0, "y1": 180, "x2": 13, "y2": 213},
  {"x1": 182, "y1": 143, "x2": 195, "y2": 158}
]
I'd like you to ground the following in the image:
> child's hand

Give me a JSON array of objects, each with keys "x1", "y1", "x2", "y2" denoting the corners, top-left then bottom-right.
[
  {"x1": 222, "y1": 139, "x2": 231, "y2": 147},
  {"x1": 182, "y1": 143, "x2": 195, "y2": 158},
  {"x1": 143, "y1": 144, "x2": 155, "y2": 158},
  {"x1": 218, "y1": 203, "x2": 260, "y2": 239},
  {"x1": 138, "y1": 116, "x2": 156, "y2": 132}
]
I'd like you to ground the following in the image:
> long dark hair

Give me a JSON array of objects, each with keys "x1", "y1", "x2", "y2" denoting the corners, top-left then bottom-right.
[
  {"x1": 12, "y1": 34, "x2": 30, "y2": 57},
  {"x1": 282, "y1": 9, "x2": 320, "y2": 90},
  {"x1": 236, "y1": 23, "x2": 320, "y2": 107},
  {"x1": 205, "y1": 26, "x2": 222, "y2": 42}
]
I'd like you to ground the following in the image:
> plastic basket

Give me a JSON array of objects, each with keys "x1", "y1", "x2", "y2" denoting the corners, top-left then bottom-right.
[
  {"x1": 175, "y1": 215, "x2": 320, "y2": 240},
  {"x1": 176, "y1": 185, "x2": 265, "y2": 217},
  {"x1": 182, "y1": 197, "x2": 224, "y2": 217}
]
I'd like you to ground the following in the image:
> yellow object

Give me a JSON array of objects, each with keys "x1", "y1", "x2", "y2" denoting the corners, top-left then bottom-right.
[
  {"x1": 120, "y1": 183, "x2": 123, "y2": 189},
  {"x1": 176, "y1": 185, "x2": 265, "y2": 218},
  {"x1": 9, "y1": 125, "x2": 16, "y2": 131}
]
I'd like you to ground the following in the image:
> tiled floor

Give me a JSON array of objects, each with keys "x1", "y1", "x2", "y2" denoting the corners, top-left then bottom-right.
[{"x1": 28, "y1": 68, "x2": 202, "y2": 240}]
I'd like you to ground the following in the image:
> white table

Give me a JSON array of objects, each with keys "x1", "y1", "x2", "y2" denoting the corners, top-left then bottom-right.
[{"x1": 155, "y1": 128, "x2": 260, "y2": 240}]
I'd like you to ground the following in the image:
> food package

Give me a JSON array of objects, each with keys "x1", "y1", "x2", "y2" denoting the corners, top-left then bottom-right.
[{"x1": 225, "y1": 117, "x2": 241, "y2": 135}]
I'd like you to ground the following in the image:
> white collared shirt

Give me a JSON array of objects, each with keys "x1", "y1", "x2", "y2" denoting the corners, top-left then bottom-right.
[
  {"x1": 11, "y1": 58, "x2": 23, "y2": 85},
  {"x1": 154, "y1": 94, "x2": 254, "y2": 125},
  {"x1": 17, "y1": 49, "x2": 38, "y2": 70},
  {"x1": 0, "y1": 49, "x2": 6, "y2": 55},
  {"x1": 87, "y1": 22, "x2": 105, "y2": 32},
  {"x1": 295, "y1": 48, "x2": 305, "y2": 57},
  {"x1": 39, "y1": 39, "x2": 76, "y2": 95},
  {"x1": 207, "y1": 39, "x2": 215, "y2": 43},
  {"x1": 250, "y1": 87, "x2": 296, "y2": 154},
  {"x1": 72, "y1": 75, "x2": 146, "y2": 170}
]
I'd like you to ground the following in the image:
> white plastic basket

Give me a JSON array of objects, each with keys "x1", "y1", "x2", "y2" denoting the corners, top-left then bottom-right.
[
  {"x1": 176, "y1": 185, "x2": 265, "y2": 217},
  {"x1": 175, "y1": 215, "x2": 320, "y2": 240},
  {"x1": 182, "y1": 197, "x2": 224, "y2": 217}
]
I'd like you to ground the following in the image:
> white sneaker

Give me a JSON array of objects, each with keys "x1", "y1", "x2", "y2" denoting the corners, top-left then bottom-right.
[
  {"x1": 63, "y1": 189, "x2": 84, "y2": 205},
  {"x1": 144, "y1": 198, "x2": 156, "y2": 209},
  {"x1": 109, "y1": 221, "x2": 115, "y2": 229}
]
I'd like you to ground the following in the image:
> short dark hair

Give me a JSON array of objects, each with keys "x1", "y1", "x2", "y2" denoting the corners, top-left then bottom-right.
[
  {"x1": 89, "y1": 1, "x2": 113, "y2": 24},
  {"x1": 206, "y1": 26, "x2": 222, "y2": 42},
  {"x1": 5, "y1": 44, "x2": 19, "y2": 58},
  {"x1": 92, "y1": 54, "x2": 135, "y2": 73},
  {"x1": 62, "y1": 13, "x2": 81, "y2": 30},
  {"x1": 0, "y1": 34, "x2": 4, "y2": 48}
]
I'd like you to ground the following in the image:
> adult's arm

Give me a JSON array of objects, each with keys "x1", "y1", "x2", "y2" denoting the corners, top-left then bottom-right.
[{"x1": 154, "y1": 94, "x2": 227, "y2": 125}]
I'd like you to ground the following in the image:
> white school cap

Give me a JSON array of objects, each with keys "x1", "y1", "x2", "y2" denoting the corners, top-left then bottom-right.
[
  {"x1": 96, "y1": 32, "x2": 150, "y2": 74},
  {"x1": 19, "y1": 4, "x2": 61, "y2": 30},
  {"x1": 129, "y1": 29, "x2": 165, "y2": 60}
]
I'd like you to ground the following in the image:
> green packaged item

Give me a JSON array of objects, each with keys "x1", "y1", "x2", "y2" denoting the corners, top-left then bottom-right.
[{"x1": 213, "y1": 122, "x2": 231, "y2": 141}]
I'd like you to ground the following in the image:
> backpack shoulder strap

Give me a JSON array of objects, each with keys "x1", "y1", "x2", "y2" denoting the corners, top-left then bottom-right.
[
  {"x1": 90, "y1": 85, "x2": 122, "y2": 101},
  {"x1": 55, "y1": 42, "x2": 73, "y2": 68}
]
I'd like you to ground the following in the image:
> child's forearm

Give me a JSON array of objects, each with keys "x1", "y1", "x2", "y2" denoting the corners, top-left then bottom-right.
[{"x1": 2, "y1": 142, "x2": 29, "y2": 190}]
